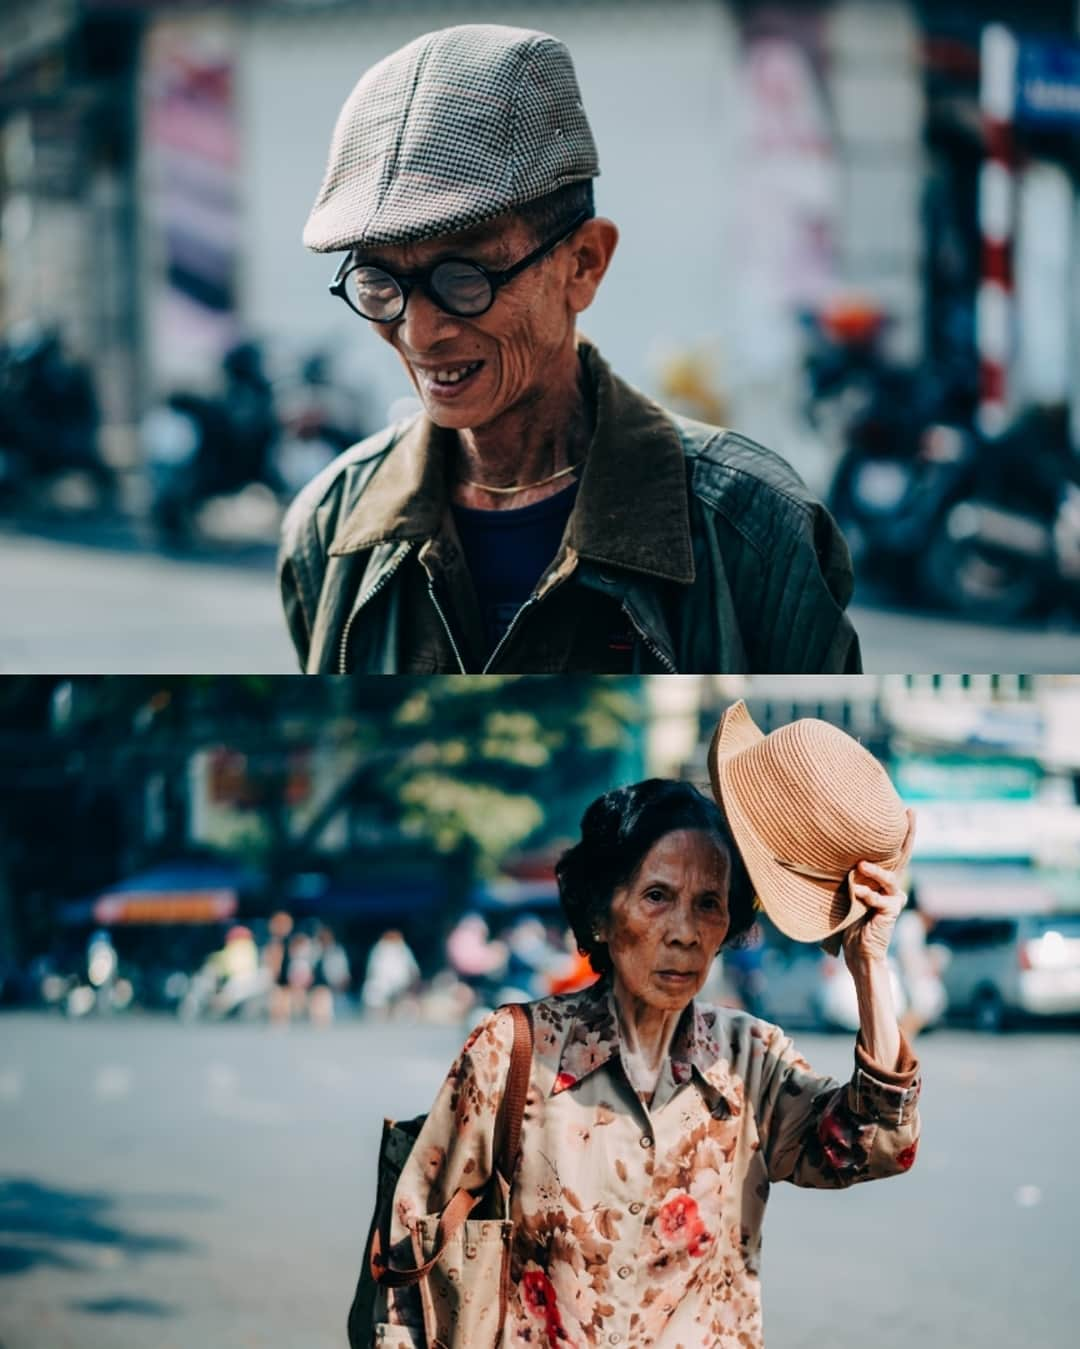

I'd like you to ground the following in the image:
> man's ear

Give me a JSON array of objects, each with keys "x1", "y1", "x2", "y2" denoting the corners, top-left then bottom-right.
[{"x1": 565, "y1": 217, "x2": 618, "y2": 315}]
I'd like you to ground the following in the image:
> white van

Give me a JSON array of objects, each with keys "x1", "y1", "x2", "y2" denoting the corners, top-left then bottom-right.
[{"x1": 933, "y1": 912, "x2": 1080, "y2": 1031}]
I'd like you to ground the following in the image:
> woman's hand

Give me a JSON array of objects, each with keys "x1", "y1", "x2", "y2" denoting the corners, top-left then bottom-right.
[
  {"x1": 841, "y1": 809, "x2": 915, "y2": 973},
  {"x1": 840, "y1": 809, "x2": 916, "y2": 1070}
]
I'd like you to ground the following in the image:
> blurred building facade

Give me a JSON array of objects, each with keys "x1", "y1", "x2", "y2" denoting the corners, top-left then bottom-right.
[
  {"x1": 0, "y1": 0, "x2": 142, "y2": 456},
  {"x1": 2, "y1": 0, "x2": 1080, "y2": 471}
]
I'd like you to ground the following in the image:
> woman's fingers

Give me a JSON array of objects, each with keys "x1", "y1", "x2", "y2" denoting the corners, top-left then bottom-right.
[
  {"x1": 856, "y1": 859, "x2": 896, "y2": 886},
  {"x1": 851, "y1": 879, "x2": 906, "y2": 913}
]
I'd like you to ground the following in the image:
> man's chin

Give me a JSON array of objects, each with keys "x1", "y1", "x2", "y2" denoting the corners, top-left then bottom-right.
[{"x1": 421, "y1": 396, "x2": 498, "y2": 433}]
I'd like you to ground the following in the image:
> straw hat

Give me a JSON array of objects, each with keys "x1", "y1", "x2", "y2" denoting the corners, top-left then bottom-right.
[{"x1": 708, "y1": 701, "x2": 914, "y2": 949}]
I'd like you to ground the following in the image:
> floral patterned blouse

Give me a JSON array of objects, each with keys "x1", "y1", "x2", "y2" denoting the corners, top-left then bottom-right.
[{"x1": 374, "y1": 979, "x2": 921, "y2": 1348}]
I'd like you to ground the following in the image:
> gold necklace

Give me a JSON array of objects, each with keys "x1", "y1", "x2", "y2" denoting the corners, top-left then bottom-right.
[{"x1": 458, "y1": 461, "x2": 580, "y2": 496}]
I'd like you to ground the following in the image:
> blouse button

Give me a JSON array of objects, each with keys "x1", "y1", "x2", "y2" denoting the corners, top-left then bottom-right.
[
  {"x1": 639, "y1": 1135, "x2": 653, "y2": 1149},
  {"x1": 618, "y1": 1265, "x2": 632, "y2": 1280},
  {"x1": 609, "y1": 1335, "x2": 622, "y2": 1345},
  {"x1": 629, "y1": 1201, "x2": 643, "y2": 1215}
]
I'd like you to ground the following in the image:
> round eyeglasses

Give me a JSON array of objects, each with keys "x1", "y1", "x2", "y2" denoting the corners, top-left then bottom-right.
[{"x1": 328, "y1": 212, "x2": 590, "y2": 323}]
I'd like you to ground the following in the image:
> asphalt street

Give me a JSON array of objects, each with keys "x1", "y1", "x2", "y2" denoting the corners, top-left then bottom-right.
[
  {"x1": 0, "y1": 1013, "x2": 1077, "y2": 1349},
  {"x1": 4, "y1": 521, "x2": 1080, "y2": 673}
]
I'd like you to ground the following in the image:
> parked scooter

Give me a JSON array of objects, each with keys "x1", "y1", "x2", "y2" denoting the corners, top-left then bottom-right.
[
  {"x1": 141, "y1": 342, "x2": 362, "y2": 545},
  {"x1": 802, "y1": 300, "x2": 977, "y2": 599},
  {"x1": 0, "y1": 325, "x2": 114, "y2": 509},
  {"x1": 920, "y1": 404, "x2": 1080, "y2": 623}
]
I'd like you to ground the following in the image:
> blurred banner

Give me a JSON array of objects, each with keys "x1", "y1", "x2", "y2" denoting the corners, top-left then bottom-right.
[
  {"x1": 1016, "y1": 36, "x2": 1080, "y2": 129},
  {"x1": 142, "y1": 14, "x2": 241, "y2": 387},
  {"x1": 732, "y1": 10, "x2": 839, "y2": 384}
]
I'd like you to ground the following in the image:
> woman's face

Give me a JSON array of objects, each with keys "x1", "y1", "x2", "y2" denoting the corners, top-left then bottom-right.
[{"x1": 600, "y1": 829, "x2": 731, "y2": 1011}]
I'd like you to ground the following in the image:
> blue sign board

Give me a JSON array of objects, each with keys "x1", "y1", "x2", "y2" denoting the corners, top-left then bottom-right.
[{"x1": 1016, "y1": 38, "x2": 1080, "y2": 131}]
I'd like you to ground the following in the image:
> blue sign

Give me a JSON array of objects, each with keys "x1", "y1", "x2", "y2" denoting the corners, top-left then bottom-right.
[{"x1": 1016, "y1": 38, "x2": 1080, "y2": 131}]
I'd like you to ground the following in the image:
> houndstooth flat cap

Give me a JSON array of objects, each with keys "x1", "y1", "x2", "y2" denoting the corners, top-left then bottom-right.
[{"x1": 303, "y1": 24, "x2": 599, "y2": 253}]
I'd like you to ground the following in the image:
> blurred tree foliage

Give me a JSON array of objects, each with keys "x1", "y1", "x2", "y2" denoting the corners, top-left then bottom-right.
[{"x1": 0, "y1": 677, "x2": 642, "y2": 960}]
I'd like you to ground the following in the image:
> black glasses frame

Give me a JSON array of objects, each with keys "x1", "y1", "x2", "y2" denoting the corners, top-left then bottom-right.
[{"x1": 328, "y1": 211, "x2": 591, "y2": 323}]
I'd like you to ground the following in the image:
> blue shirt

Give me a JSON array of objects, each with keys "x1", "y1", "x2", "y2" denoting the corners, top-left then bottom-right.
[{"x1": 451, "y1": 481, "x2": 579, "y2": 656}]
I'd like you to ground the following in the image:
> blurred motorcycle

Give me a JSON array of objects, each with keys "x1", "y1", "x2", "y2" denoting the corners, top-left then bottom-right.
[
  {"x1": 920, "y1": 404, "x2": 1080, "y2": 623},
  {"x1": 141, "y1": 342, "x2": 363, "y2": 545},
  {"x1": 802, "y1": 300, "x2": 977, "y2": 599},
  {"x1": 0, "y1": 325, "x2": 115, "y2": 509}
]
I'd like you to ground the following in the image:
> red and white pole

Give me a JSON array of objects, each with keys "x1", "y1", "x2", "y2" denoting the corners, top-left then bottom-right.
[{"x1": 976, "y1": 24, "x2": 1019, "y2": 436}]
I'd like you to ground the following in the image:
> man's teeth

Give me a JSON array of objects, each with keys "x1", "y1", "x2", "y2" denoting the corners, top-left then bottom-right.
[{"x1": 430, "y1": 363, "x2": 480, "y2": 385}]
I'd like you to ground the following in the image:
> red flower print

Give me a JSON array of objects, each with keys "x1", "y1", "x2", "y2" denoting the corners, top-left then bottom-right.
[
  {"x1": 521, "y1": 1269, "x2": 573, "y2": 1345},
  {"x1": 896, "y1": 1142, "x2": 918, "y2": 1171},
  {"x1": 523, "y1": 1268, "x2": 557, "y2": 1318},
  {"x1": 553, "y1": 1071, "x2": 577, "y2": 1094},
  {"x1": 655, "y1": 1191, "x2": 712, "y2": 1257},
  {"x1": 816, "y1": 1100, "x2": 862, "y2": 1171}
]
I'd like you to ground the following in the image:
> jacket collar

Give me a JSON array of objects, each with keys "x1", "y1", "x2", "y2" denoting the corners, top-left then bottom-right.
[
  {"x1": 549, "y1": 979, "x2": 739, "y2": 1110},
  {"x1": 327, "y1": 340, "x2": 695, "y2": 585}
]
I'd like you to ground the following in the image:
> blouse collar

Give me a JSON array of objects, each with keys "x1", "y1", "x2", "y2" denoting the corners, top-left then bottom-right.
[{"x1": 546, "y1": 978, "x2": 740, "y2": 1113}]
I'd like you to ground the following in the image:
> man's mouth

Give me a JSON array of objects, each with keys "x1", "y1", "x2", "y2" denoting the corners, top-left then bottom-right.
[
  {"x1": 431, "y1": 361, "x2": 483, "y2": 385},
  {"x1": 414, "y1": 360, "x2": 485, "y2": 395}
]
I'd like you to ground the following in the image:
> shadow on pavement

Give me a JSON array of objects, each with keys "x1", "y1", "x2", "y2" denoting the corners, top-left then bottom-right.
[
  {"x1": 0, "y1": 1177, "x2": 201, "y2": 1279},
  {"x1": 0, "y1": 512, "x2": 277, "y2": 572},
  {"x1": 69, "y1": 1295, "x2": 179, "y2": 1318}
]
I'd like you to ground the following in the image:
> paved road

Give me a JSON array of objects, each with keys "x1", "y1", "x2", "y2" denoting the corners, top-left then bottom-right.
[
  {"x1": 0, "y1": 1013, "x2": 1077, "y2": 1349},
  {"x1": 4, "y1": 520, "x2": 1080, "y2": 673},
  {"x1": 849, "y1": 602, "x2": 1080, "y2": 673},
  {"x1": 0, "y1": 526, "x2": 296, "y2": 674}
]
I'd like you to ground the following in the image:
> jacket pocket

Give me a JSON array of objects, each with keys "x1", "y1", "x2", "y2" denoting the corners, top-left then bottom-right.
[{"x1": 410, "y1": 1216, "x2": 513, "y2": 1349}]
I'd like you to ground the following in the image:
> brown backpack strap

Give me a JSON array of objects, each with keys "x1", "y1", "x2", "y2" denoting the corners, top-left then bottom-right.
[
  {"x1": 496, "y1": 1002, "x2": 532, "y2": 1182},
  {"x1": 372, "y1": 1003, "x2": 534, "y2": 1289}
]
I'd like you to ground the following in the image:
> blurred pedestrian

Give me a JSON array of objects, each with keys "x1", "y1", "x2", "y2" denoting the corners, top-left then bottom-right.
[
  {"x1": 281, "y1": 24, "x2": 859, "y2": 675},
  {"x1": 502, "y1": 916, "x2": 563, "y2": 998},
  {"x1": 724, "y1": 919, "x2": 767, "y2": 1017},
  {"x1": 309, "y1": 924, "x2": 351, "y2": 1026},
  {"x1": 265, "y1": 910, "x2": 295, "y2": 1025},
  {"x1": 286, "y1": 930, "x2": 315, "y2": 1019},
  {"x1": 210, "y1": 924, "x2": 262, "y2": 1017},
  {"x1": 362, "y1": 929, "x2": 419, "y2": 1019},
  {"x1": 895, "y1": 889, "x2": 947, "y2": 1039},
  {"x1": 545, "y1": 932, "x2": 598, "y2": 996},
  {"x1": 445, "y1": 911, "x2": 507, "y2": 998}
]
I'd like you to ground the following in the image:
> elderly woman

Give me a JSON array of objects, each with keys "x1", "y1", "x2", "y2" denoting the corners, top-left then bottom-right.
[{"x1": 370, "y1": 779, "x2": 920, "y2": 1347}]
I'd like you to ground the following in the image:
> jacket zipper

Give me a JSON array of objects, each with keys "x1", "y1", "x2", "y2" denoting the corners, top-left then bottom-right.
[
  {"x1": 338, "y1": 543, "x2": 413, "y2": 673},
  {"x1": 623, "y1": 603, "x2": 677, "y2": 672},
  {"x1": 480, "y1": 596, "x2": 540, "y2": 674},
  {"x1": 425, "y1": 581, "x2": 468, "y2": 673}
]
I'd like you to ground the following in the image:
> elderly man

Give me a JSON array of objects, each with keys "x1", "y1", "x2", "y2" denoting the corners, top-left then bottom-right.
[{"x1": 280, "y1": 23, "x2": 861, "y2": 674}]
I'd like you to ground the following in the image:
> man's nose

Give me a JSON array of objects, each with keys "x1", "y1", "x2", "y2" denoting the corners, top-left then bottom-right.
[{"x1": 397, "y1": 285, "x2": 462, "y2": 349}]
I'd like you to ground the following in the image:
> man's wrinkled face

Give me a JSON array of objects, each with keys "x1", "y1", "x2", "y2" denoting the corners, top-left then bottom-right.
[{"x1": 356, "y1": 216, "x2": 579, "y2": 431}]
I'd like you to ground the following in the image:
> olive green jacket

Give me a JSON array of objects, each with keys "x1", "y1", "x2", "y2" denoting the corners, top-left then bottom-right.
[{"x1": 278, "y1": 342, "x2": 861, "y2": 673}]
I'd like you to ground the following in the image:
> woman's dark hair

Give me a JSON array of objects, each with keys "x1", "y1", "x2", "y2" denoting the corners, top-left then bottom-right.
[{"x1": 555, "y1": 779, "x2": 755, "y2": 977}]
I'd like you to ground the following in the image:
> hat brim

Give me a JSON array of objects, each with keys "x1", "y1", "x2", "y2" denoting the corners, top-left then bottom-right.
[
  {"x1": 709, "y1": 700, "x2": 907, "y2": 945},
  {"x1": 708, "y1": 699, "x2": 764, "y2": 767}
]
